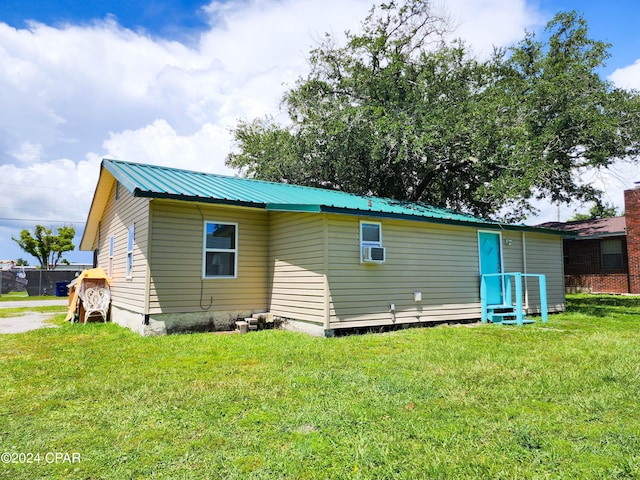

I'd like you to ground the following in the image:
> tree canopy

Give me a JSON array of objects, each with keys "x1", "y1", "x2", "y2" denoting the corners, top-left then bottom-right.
[
  {"x1": 12, "y1": 225, "x2": 75, "y2": 270},
  {"x1": 227, "y1": 1, "x2": 640, "y2": 221}
]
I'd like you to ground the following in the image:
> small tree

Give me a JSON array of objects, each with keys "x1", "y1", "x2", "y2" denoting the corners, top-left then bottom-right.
[
  {"x1": 16, "y1": 258, "x2": 29, "y2": 266},
  {"x1": 569, "y1": 202, "x2": 618, "y2": 221},
  {"x1": 12, "y1": 225, "x2": 75, "y2": 270}
]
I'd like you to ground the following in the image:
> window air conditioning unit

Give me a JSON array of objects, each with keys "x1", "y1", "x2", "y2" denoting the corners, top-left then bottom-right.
[{"x1": 362, "y1": 246, "x2": 386, "y2": 263}]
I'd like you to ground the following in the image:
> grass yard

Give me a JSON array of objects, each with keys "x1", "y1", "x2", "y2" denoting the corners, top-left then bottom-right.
[
  {"x1": 0, "y1": 294, "x2": 638, "y2": 479},
  {"x1": 0, "y1": 306, "x2": 67, "y2": 319},
  {"x1": 0, "y1": 292, "x2": 58, "y2": 302}
]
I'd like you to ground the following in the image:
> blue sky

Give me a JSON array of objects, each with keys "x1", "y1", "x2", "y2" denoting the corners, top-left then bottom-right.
[
  {"x1": 1, "y1": 0, "x2": 211, "y2": 41},
  {"x1": 2, "y1": 0, "x2": 638, "y2": 74},
  {"x1": 1, "y1": 0, "x2": 639, "y2": 265}
]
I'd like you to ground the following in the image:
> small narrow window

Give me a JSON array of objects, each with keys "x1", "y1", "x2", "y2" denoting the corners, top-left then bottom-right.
[
  {"x1": 115, "y1": 182, "x2": 120, "y2": 200},
  {"x1": 203, "y1": 222, "x2": 237, "y2": 278},
  {"x1": 601, "y1": 239, "x2": 623, "y2": 270},
  {"x1": 126, "y1": 225, "x2": 134, "y2": 278},
  {"x1": 108, "y1": 235, "x2": 114, "y2": 277}
]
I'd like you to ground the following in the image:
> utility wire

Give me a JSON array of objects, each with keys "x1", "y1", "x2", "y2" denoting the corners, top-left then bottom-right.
[{"x1": 0, "y1": 217, "x2": 86, "y2": 223}]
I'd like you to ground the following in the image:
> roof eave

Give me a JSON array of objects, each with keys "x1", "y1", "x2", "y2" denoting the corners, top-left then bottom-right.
[
  {"x1": 79, "y1": 164, "x2": 116, "y2": 251},
  {"x1": 320, "y1": 206, "x2": 569, "y2": 234},
  {"x1": 571, "y1": 231, "x2": 626, "y2": 240},
  {"x1": 133, "y1": 189, "x2": 267, "y2": 210}
]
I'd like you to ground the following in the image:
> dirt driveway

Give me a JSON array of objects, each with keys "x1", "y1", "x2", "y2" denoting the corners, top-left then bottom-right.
[{"x1": 0, "y1": 299, "x2": 68, "y2": 334}]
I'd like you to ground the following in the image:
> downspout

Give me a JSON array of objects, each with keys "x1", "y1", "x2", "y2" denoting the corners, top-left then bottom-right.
[
  {"x1": 196, "y1": 204, "x2": 213, "y2": 311},
  {"x1": 522, "y1": 231, "x2": 529, "y2": 309},
  {"x1": 323, "y1": 214, "x2": 331, "y2": 333},
  {"x1": 144, "y1": 200, "x2": 154, "y2": 321},
  {"x1": 267, "y1": 211, "x2": 273, "y2": 314},
  {"x1": 627, "y1": 238, "x2": 632, "y2": 293}
]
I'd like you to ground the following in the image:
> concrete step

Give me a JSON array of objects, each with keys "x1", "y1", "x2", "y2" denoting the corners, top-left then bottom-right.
[
  {"x1": 489, "y1": 312, "x2": 516, "y2": 324},
  {"x1": 502, "y1": 318, "x2": 536, "y2": 325},
  {"x1": 244, "y1": 317, "x2": 259, "y2": 330},
  {"x1": 235, "y1": 320, "x2": 249, "y2": 334},
  {"x1": 236, "y1": 312, "x2": 274, "y2": 333},
  {"x1": 250, "y1": 312, "x2": 274, "y2": 322}
]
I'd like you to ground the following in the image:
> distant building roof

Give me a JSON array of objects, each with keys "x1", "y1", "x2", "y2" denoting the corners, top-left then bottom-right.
[
  {"x1": 0, "y1": 260, "x2": 16, "y2": 271},
  {"x1": 538, "y1": 216, "x2": 626, "y2": 239}
]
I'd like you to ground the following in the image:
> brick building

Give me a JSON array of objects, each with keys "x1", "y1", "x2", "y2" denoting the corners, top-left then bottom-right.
[{"x1": 540, "y1": 185, "x2": 640, "y2": 294}]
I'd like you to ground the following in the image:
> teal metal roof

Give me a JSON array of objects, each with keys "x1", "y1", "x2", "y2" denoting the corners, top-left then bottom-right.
[{"x1": 102, "y1": 158, "x2": 562, "y2": 234}]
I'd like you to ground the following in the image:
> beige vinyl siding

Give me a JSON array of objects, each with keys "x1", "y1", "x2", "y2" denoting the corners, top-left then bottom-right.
[
  {"x1": 327, "y1": 215, "x2": 482, "y2": 327},
  {"x1": 502, "y1": 231, "x2": 524, "y2": 272},
  {"x1": 523, "y1": 233, "x2": 566, "y2": 312},
  {"x1": 95, "y1": 181, "x2": 150, "y2": 314},
  {"x1": 269, "y1": 212, "x2": 327, "y2": 325},
  {"x1": 502, "y1": 231, "x2": 524, "y2": 305},
  {"x1": 147, "y1": 200, "x2": 268, "y2": 314}
]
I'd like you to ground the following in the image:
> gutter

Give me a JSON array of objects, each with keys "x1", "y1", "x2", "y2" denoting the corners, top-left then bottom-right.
[
  {"x1": 569, "y1": 232, "x2": 626, "y2": 240},
  {"x1": 131, "y1": 191, "x2": 570, "y2": 236}
]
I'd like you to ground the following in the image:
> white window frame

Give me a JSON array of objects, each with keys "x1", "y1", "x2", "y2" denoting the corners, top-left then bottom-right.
[
  {"x1": 203, "y1": 221, "x2": 238, "y2": 279},
  {"x1": 360, "y1": 221, "x2": 384, "y2": 263},
  {"x1": 108, "y1": 235, "x2": 114, "y2": 277},
  {"x1": 126, "y1": 225, "x2": 134, "y2": 279},
  {"x1": 360, "y1": 221, "x2": 382, "y2": 249}
]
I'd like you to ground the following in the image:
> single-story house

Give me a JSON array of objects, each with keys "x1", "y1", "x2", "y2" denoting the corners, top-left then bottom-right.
[
  {"x1": 80, "y1": 159, "x2": 567, "y2": 336},
  {"x1": 539, "y1": 185, "x2": 640, "y2": 294}
]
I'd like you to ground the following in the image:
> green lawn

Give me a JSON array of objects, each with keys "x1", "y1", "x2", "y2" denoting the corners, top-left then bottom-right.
[
  {"x1": 0, "y1": 305, "x2": 67, "y2": 319},
  {"x1": 0, "y1": 294, "x2": 638, "y2": 479},
  {"x1": 0, "y1": 291, "x2": 58, "y2": 302}
]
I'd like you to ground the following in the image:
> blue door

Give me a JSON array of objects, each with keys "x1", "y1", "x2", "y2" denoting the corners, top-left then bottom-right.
[{"x1": 478, "y1": 232, "x2": 503, "y2": 305}]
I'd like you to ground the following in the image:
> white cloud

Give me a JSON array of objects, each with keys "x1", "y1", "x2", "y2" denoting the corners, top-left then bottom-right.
[
  {"x1": 0, "y1": 0, "x2": 543, "y2": 169},
  {"x1": 0, "y1": 20, "x2": 195, "y2": 164},
  {"x1": 200, "y1": 0, "x2": 369, "y2": 73},
  {"x1": 527, "y1": 161, "x2": 639, "y2": 224},
  {"x1": 0, "y1": 0, "x2": 551, "y2": 261},
  {"x1": 0, "y1": 158, "x2": 100, "y2": 222},
  {"x1": 9, "y1": 142, "x2": 42, "y2": 164},
  {"x1": 441, "y1": 0, "x2": 544, "y2": 56},
  {"x1": 102, "y1": 119, "x2": 236, "y2": 174},
  {"x1": 0, "y1": 156, "x2": 99, "y2": 265},
  {"x1": 609, "y1": 59, "x2": 640, "y2": 90}
]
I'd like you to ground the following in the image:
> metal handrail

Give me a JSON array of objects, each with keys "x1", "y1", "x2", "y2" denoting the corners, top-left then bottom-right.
[{"x1": 480, "y1": 272, "x2": 548, "y2": 325}]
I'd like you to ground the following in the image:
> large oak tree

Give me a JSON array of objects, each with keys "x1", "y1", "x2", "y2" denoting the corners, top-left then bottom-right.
[{"x1": 227, "y1": 1, "x2": 640, "y2": 220}]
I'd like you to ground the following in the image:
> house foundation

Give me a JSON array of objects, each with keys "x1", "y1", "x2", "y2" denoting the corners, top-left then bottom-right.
[{"x1": 111, "y1": 305, "x2": 262, "y2": 336}]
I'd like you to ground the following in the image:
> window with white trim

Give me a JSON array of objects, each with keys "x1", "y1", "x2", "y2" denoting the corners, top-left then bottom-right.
[
  {"x1": 360, "y1": 221, "x2": 385, "y2": 263},
  {"x1": 203, "y1": 222, "x2": 237, "y2": 278},
  {"x1": 360, "y1": 221, "x2": 382, "y2": 248},
  {"x1": 108, "y1": 235, "x2": 114, "y2": 277},
  {"x1": 126, "y1": 225, "x2": 134, "y2": 278}
]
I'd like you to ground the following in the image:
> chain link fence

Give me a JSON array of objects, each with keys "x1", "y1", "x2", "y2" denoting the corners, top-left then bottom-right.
[{"x1": 1, "y1": 268, "x2": 88, "y2": 297}]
